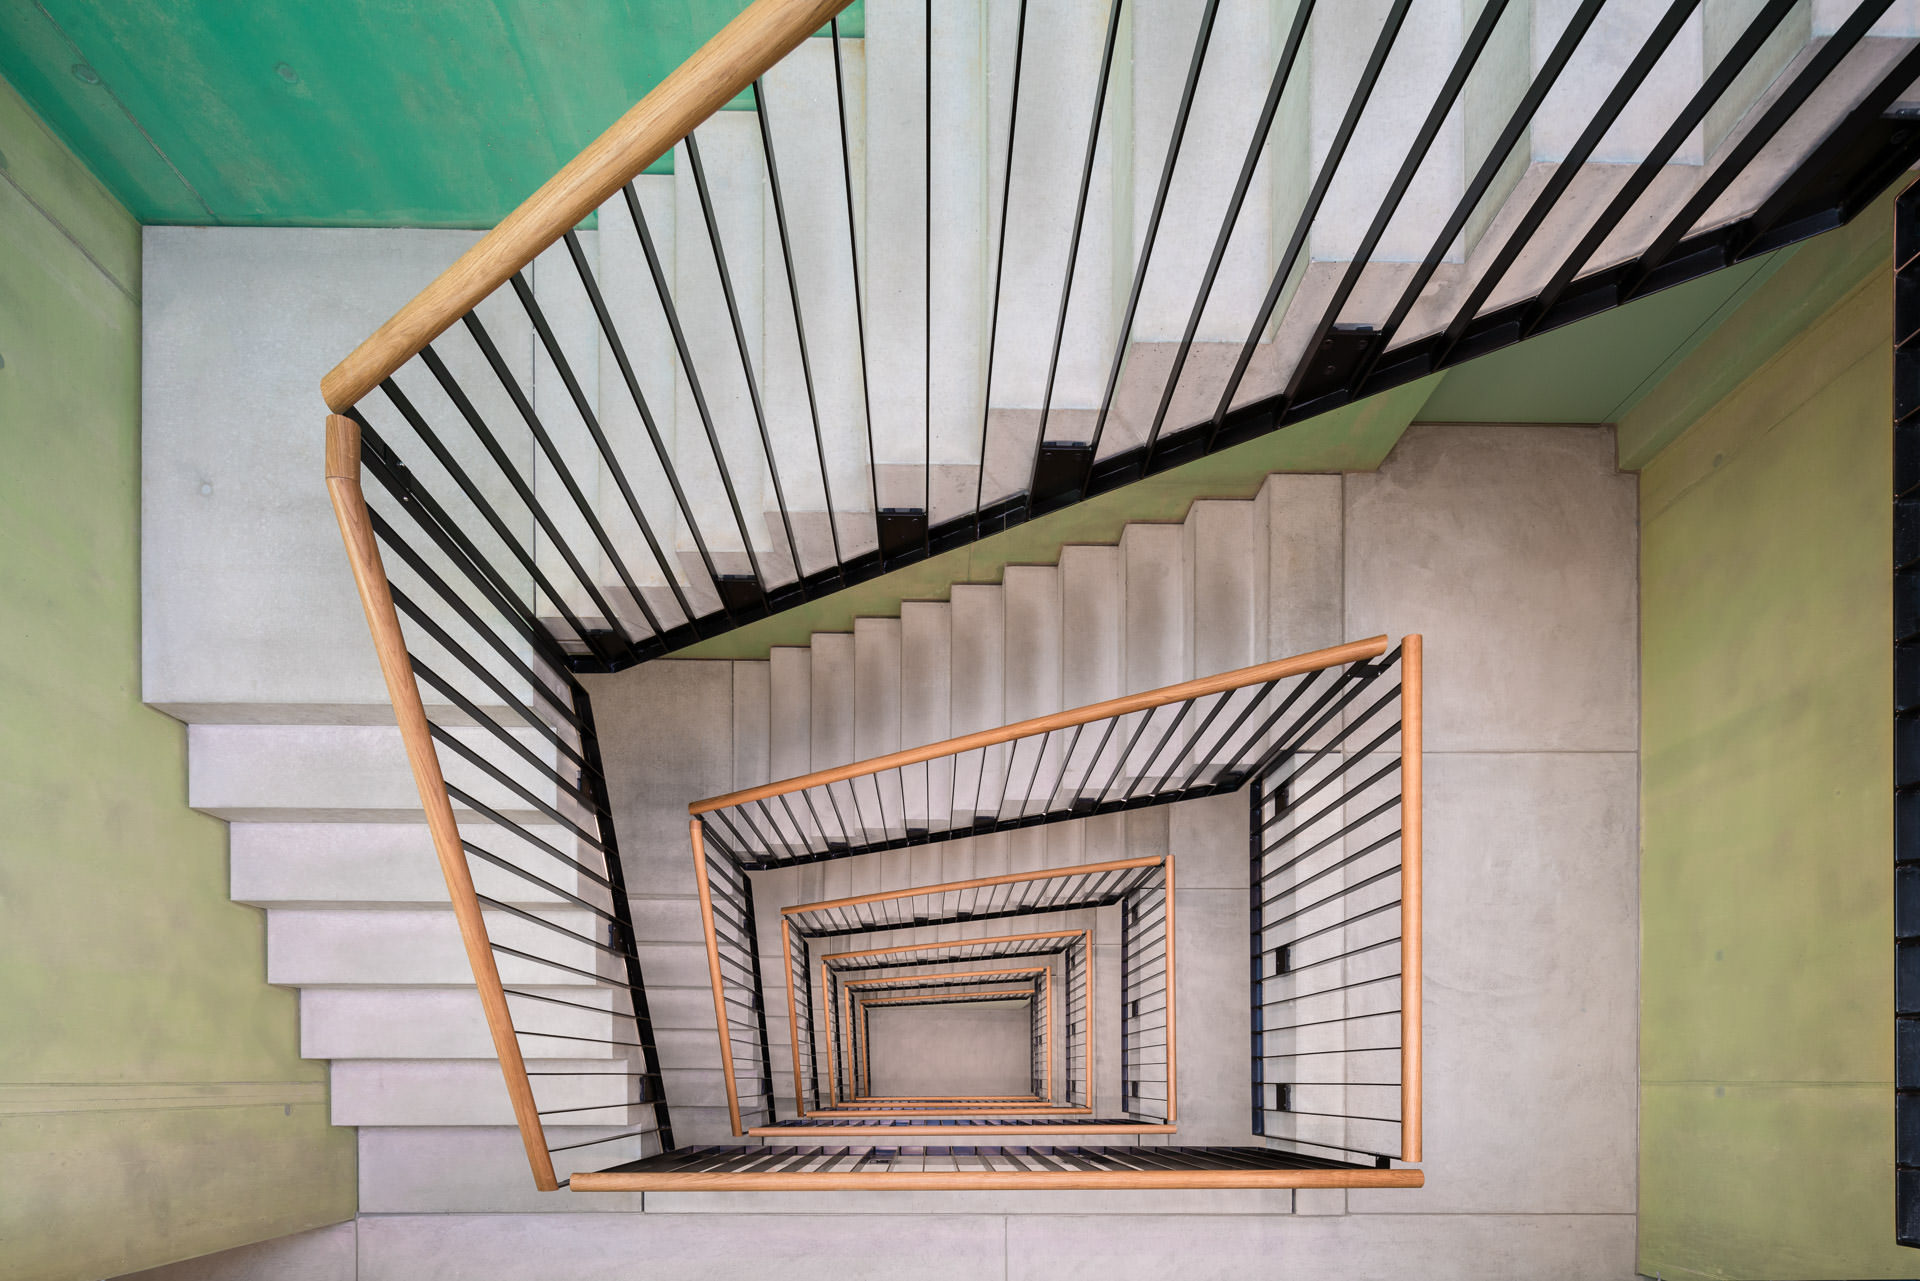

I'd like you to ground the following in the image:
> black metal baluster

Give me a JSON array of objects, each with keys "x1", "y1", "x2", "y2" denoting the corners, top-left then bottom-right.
[
  {"x1": 972, "y1": 0, "x2": 1030, "y2": 536},
  {"x1": 1026, "y1": 0, "x2": 1126, "y2": 511},
  {"x1": 684, "y1": 130, "x2": 804, "y2": 586},
  {"x1": 622, "y1": 183, "x2": 771, "y2": 602},
  {"x1": 1284, "y1": 0, "x2": 1510, "y2": 412},
  {"x1": 829, "y1": 16, "x2": 883, "y2": 549},
  {"x1": 755, "y1": 78, "x2": 847, "y2": 576},
  {"x1": 1622, "y1": 0, "x2": 1902, "y2": 293},
  {"x1": 1425, "y1": 0, "x2": 1705, "y2": 370},
  {"x1": 463, "y1": 307, "x2": 656, "y2": 651},
  {"x1": 560, "y1": 228, "x2": 723, "y2": 621},
  {"x1": 1085, "y1": 0, "x2": 1222, "y2": 469},
  {"x1": 1207, "y1": 0, "x2": 1414, "y2": 434},
  {"x1": 1349, "y1": 0, "x2": 1607, "y2": 391},
  {"x1": 1144, "y1": 0, "x2": 1316, "y2": 460},
  {"x1": 510, "y1": 270, "x2": 685, "y2": 633}
]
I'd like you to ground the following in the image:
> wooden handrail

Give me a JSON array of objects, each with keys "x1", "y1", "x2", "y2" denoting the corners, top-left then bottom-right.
[
  {"x1": 843, "y1": 966, "x2": 1051, "y2": 989},
  {"x1": 807, "y1": 929, "x2": 1091, "y2": 1112},
  {"x1": 832, "y1": 969, "x2": 1053, "y2": 1106},
  {"x1": 325, "y1": 415, "x2": 559, "y2": 1190},
  {"x1": 689, "y1": 818, "x2": 746, "y2": 1136},
  {"x1": 690, "y1": 635, "x2": 1390, "y2": 814},
  {"x1": 320, "y1": 0, "x2": 856, "y2": 413},
  {"x1": 821, "y1": 929, "x2": 1084, "y2": 964},
  {"x1": 781, "y1": 854, "x2": 1162, "y2": 917}
]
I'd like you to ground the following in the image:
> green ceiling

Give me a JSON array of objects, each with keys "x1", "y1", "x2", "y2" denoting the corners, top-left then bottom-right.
[{"x1": 0, "y1": 1, "x2": 814, "y2": 226}]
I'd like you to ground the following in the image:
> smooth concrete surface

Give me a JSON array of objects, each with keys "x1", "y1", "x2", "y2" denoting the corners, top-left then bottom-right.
[
  {"x1": 114, "y1": 1222, "x2": 357, "y2": 1281},
  {"x1": 134, "y1": 225, "x2": 1647, "y2": 1276},
  {"x1": 1344, "y1": 424, "x2": 1639, "y2": 753},
  {"x1": 865, "y1": 1002, "x2": 1033, "y2": 1097},
  {"x1": 141, "y1": 226, "x2": 531, "y2": 720},
  {"x1": 144, "y1": 1209, "x2": 1634, "y2": 1279},
  {"x1": 1346, "y1": 752, "x2": 1639, "y2": 1215}
]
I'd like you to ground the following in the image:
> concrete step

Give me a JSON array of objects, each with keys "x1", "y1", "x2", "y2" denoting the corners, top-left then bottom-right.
[
  {"x1": 230, "y1": 821, "x2": 599, "y2": 909},
  {"x1": 300, "y1": 987, "x2": 623, "y2": 1060},
  {"x1": 329, "y1": 1058, "x2": 660, "y2": 1127},
  {"x1": 266, "y1": 909, "x2": 607, "y2": 988},
  {"x1": 189, "y1": 723, "x2": 582, "y2": 825}
]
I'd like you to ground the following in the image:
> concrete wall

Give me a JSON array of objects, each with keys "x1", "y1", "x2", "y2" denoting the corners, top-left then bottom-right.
[
  {"x1": 866, "y1": 1003, "x2": 1033, "y2": 1097},
  {"x1": 1633, "y1": 221, "x2": 1912, "y2": 1276},
  {"x1": 0, "y1": 79, "x2": 354, "y2": 1280}
]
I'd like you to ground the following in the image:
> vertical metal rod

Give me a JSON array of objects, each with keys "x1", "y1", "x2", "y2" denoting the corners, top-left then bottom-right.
[
  {"x1": 623, "y1": 183, "x2": 772, "y2": 592},
  {"x1": 573, "y1": 683, "x2": 676, "y2": 1151},
  {"x1": 740, "y1": 867, "x2": 778, "y2": 1123},
  {"x1": 1290, "y1": 0, "x2": 1510, "y2": 406},
  {"x1": 684, "y1": 131, "x2": 804, "y2": 581},
  {"x1": 1249, "y1": 776, "x2": 1266, "y2": 1138},
  {"x1": 509, "y1": 271, "x2": 681, "y2": 631},
  {"x1": 462, "y1": 307, "x2": 658, "y2": 646},
  {"x1": 973, "y1": 0, "x2": 1032, "y2": 533},
  {"x1": 1520, "y1": 0, "x2": 1799, "y2": 334},
  {"x1": 1352, "y1": 0, "x2": 1607, "y2": 388},
  {"x1": 1029, "y1": 0, "x2": 1126, "y2": 480},
  {"x1": 356, "y1": 412, "x2": 580, "y2": 679},
  {"x1": 755, "y1": 78, "x2": 847, "y2": 573},
  {"x1": 1086, "y1": 0, "x2": 1222, "y2": 465},
  {"x1": 1624, "y1": 0, "x2": 1898, "y2": 291},
  {"x1": 829, "y1": 16, "x2": 883, "y2": 536},
  {"x1": 1147, "y1": 0, "x2": 1315, "y2": 455},
  {"x1": 1428, "y1": 0, "x2": 1703, "y2": 366},
  {"x1": 562, "y1": 226, "x2": 728, "y2": 603},
  {"x1": 418, "y1": 341, "x2": 639, "y2": 663},
  {"x1": 1208, "y1": 0, "x2": 1415, "y2": 431}
]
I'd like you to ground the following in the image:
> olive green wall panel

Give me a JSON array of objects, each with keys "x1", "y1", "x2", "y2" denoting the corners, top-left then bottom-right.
[
  {"x1": 1637, "y1": 231, "x2": 1909, "y2": 1277},
  {"x1": 0, "y1": 78, "x2": 354, "y2": 1281}
]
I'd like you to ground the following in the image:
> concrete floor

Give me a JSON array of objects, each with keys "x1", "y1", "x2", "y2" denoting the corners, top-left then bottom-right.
[{"x1": 864, "y1": 1002, "x2": 1035, "y2": 1097}]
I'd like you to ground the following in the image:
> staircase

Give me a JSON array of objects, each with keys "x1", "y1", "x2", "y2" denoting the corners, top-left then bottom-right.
[
  {"x1": 174, "y1": 465, "x2": 1342, "y2": 1190},
  {"x1": 338, "y1": 0, "x2": 1920, "y2": 650},
  {"x1": 141, "y1": 0, "x2": 1888, "y2": 1213}
]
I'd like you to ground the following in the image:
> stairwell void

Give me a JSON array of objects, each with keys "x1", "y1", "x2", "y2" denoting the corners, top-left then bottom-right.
[{"x1": 311, "y1": 0, "x2": 1920, "y2": 1197}]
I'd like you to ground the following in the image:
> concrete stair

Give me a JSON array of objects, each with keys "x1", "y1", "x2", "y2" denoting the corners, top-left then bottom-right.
[
  {"x1": 135, "y1": 0, "x2": 1864, "y2": 1212},
  {"x1": 488, "y1": 3, "x2": 1898, "y2": 602},
  {"x1": 166, "y1": 464, "x2": 1336, "y2": 1177}
]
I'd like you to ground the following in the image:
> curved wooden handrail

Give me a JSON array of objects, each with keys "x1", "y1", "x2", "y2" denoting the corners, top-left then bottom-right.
[
  {"x1": 325, "y1": 414, "x2": 559, "y2": 1190},
  {"x1": 690, "y1": 634, "x2": 1391, "y2": 814},
  {"x1": 822, "y1": 929, "x2": 1085, "y2": 964},
  {"x1": 320, "y1": 0, "x2": 856, "y2": 413}
]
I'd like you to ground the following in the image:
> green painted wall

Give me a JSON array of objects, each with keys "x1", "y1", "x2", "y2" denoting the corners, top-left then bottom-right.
[
  {"x1": 0, "y1": 79, "x2": 355, "y2": 1281},
  {"x1": 1633, "y1": 209, "x2": 1909, "y2": 1275}
]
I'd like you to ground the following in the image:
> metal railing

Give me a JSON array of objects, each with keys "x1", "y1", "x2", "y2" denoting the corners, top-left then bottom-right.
[
  {"x1": 835, "y1": 970, "x2": 1050, "y2": 1105},
  {"x1": 693, "y1": 637, "x2": 1392, "y2": 866},
  {"x1": 1249, "y1": 637, "x2": 1421, "y2": 1167},
  {"x1": 571, "y1": 1143, "x2": 1425, "y2": 1191},
  {"x1": 740, "y1": 858, "x2": 1174, "y2": 1128},
  {"x1": 322, "y1": 0, "x2": 1920, "y2": 674},
  {"x1": 324, "y1": 416, "x2": 673, "y2": 1191},
  {"x1": 800, "y1": 930, "x2": 1092, "y2": 1116},
  {"x1": 1893, "y1": 176, "x2": 1919, "y2": 1246}
]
